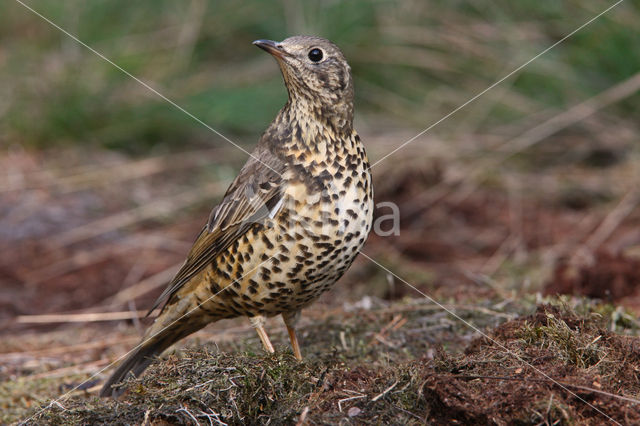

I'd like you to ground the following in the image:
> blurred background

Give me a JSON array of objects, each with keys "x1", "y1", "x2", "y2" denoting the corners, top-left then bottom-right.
[
  {"x1": 2, "y1": 1, "x2": 639, "y2": 151},
  {"x1": 1, "y1": 0, "x2": 640, "y2": 419}
]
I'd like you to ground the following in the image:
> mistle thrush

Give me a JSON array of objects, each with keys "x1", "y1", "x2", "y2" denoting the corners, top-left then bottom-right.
[{"x1": 100, "y1": 36, "x2": 373, "y2": 398}]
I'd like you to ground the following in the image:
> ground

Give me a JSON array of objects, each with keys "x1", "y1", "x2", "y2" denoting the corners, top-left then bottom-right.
[
  {"x1": 2, "y1": 122, "x2": 640, "y2": 424},
  {"x1": 3, "y1": 301, "x2": 640, "y2": 424}
]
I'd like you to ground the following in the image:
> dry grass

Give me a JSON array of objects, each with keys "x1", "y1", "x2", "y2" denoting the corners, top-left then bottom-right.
[{"x1": 5, "y1": 300, "x2": 638, "y2": 425}]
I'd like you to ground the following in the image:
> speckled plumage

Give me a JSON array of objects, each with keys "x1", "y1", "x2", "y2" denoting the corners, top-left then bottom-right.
[{"x1": 101, "y1": 36, "x2": 373, "y2": 398}]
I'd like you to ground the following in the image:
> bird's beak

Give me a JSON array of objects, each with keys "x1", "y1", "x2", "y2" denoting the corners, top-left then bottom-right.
[{"x1": 253, "y1": 39, "x2": 286, "y2": 59}]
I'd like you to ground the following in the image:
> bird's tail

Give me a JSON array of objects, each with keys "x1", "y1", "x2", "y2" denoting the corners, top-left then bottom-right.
[{"x1": 99, "y1": 297, "x2": 209, "y2": 398}]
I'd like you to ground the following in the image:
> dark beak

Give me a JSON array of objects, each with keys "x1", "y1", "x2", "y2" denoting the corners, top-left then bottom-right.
[{"x1": 253, "y1": 39, "x2": 286, "y2": 59}]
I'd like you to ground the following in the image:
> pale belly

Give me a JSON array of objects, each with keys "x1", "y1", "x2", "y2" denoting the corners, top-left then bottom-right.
[{"x1": 199, "y1": 178, "x2": 373, "y2": 318}]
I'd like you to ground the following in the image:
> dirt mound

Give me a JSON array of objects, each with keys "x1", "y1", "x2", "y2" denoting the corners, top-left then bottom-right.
[{"x1": 426, "y1": 304, "x2": 640, "y2": 424}]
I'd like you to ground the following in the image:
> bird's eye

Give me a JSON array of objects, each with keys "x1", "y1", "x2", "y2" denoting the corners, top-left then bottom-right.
[{"x1": 308, "y1": 48, "x2": 323, "y2": 62}]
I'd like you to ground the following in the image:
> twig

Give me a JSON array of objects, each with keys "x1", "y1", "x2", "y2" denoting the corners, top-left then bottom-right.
[
  {"x1": 17, "y1": 310, "x2": 150, "y2": 324},
  {"x1": 339, "y1": 331, "x2": 349, "y2": 351},
  {"x1": 183, "y1": 369, "x2": 238, "y2": 392},
  {"x1": 0, "y1": 335, "x2": 139, "y2": 360},
  {"x1": 177, "y1": 405, "x2": 201, "y2": 426},
  {"x1": 371, "y1": 381, "x2": 399, "y2": 402},
  {"x1": 199, "y1": 408, "x2": 227, "y2": 426},
  {"x1": 296, "y1": 406, "x2": 310, "y2": 426},
  {"x1": 142, "y1": 410, "x2": 151, "y2": 426},
  {"x1": 338, "y1": 394, "x2": 366, "y2": 412},
  {"x1": 45, "y1": 400, "x2": 67, "y2": 412}
]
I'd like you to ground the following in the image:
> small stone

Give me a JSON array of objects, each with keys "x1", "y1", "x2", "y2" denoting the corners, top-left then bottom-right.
[{"x1": 348, "y1": 407, "x2": 362, "y2": 417}]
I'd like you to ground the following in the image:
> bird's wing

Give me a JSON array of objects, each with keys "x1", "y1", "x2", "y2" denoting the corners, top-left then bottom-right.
[{"x1": 147, "y1": 148, "x2": 286, "y2": 314}]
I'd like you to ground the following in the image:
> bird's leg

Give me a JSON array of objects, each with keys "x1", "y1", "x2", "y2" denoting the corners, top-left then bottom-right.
[
  {"x1": 249, "y1": 315, "x2": 274, "y2": 354},
  {"x1": 282, "y1": 310, "x2": 302, "y2": 361}
]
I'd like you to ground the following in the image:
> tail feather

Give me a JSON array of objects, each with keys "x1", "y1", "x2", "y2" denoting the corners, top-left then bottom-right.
[
  {"x1": 100, "y1": 299, "x2": 209, "y2": 398},
  {"x1": 99, "y1": 337, "x2": 166, "y2": 398}
]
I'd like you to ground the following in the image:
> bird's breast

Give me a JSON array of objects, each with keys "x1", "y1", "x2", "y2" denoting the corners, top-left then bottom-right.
[
  {"x1": 200, "y1": 132, "x2": 374, "y2": 317},
  {"x1": 278, "y1": 140, "x2": 373, "y2": 258}
]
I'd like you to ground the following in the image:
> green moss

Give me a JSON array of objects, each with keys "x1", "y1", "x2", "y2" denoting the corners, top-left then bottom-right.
[{"x1": 520, "y1": 313, "x2": 606, "y2": 368}]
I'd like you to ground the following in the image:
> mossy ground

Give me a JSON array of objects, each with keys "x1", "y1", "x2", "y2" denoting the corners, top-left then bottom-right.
[{"x1": 5, "y1": 298, "x2": 637, "y2": 425}]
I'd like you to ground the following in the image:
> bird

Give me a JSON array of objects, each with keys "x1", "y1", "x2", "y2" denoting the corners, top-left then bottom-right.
[{"x1": 100, "y1": 35, "x2": 373, "y2": 398}]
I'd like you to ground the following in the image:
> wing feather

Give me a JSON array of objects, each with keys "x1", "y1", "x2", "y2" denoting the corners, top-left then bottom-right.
[{"x1": 147, "y1": 147, "x2": 286, "y2": 314}]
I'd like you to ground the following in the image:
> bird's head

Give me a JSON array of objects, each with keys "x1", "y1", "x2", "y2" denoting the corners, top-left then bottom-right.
[{"x1": 254, "y1": 36, "x2": 354, "y2": 129}]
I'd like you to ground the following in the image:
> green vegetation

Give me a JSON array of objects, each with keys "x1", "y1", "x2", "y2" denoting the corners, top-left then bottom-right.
[{"x1": 2, "y1": 0, "x2": 638, "y2": 152}]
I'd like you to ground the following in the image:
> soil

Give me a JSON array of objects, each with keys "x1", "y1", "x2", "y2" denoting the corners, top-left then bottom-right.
[
  {"x1": 2, "y1": 146, "x2": 640, "y2": 424},
  {"x1": 15, "y1": 304, "x2": 640, "y2": 425}
]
